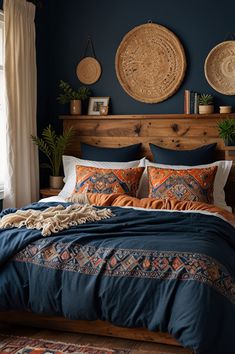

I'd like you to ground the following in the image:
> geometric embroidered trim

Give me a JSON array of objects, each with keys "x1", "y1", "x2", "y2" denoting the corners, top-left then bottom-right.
[{"x1": 14, "y1": 241, "x2": 235, "y2": 304}]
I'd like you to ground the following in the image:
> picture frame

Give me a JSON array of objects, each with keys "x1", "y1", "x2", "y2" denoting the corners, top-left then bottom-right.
[{"x1": 88, "y1": 97, "x2": 110, "y2": 115}]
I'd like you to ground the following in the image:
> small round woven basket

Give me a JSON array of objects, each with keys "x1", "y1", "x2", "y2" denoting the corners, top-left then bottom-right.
[
  {"x1": 205, "y1": 41, "x2": 235, "y2": 95},
  {"x1": 115, "y1": 23, "x2": 186, "y2": 103},
  {"x1": 76, "y1": 57, "x2": 102, "y2": 85}
]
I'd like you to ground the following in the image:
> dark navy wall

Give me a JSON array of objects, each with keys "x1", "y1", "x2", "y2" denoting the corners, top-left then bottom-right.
[{"x1": 36, "y1": 0, "x2": 235, "y2": 127}]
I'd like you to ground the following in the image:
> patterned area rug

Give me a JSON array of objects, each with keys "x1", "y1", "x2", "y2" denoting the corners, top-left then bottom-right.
[{"x1": 0, "y1": 334, "x2": 131, "y2": 354}]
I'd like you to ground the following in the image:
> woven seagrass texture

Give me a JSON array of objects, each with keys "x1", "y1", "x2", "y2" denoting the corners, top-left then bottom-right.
[
  {"x1": 115, "y1": 23, "x2": 186, "y2": 103},
  {"x1": 76, "y1": 57, "x2": 102, "y2": 84},
  {"x1": 205, "y1": 41, "x2": 235, "y2": 95}
]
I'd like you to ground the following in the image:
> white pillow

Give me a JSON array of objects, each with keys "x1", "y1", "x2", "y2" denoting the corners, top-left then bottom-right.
[
  {"x1": 137, "y1": 159, "x2": 232, "y2": 211},
  {"x1": 59, "y1": 155, "x2": 146, "y2": 199}
]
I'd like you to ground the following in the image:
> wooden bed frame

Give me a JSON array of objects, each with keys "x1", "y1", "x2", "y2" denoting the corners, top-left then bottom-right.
[
  {"x1": 0, "y1": 312, "x2": 180, "y2": 346},
  {"x1": 1, "y1": 113, "x2": 235, "y2": 350}
]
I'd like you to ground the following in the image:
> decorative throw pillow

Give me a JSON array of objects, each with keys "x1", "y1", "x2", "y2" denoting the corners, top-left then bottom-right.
[
  {"x1": 74, "y1": 166, "x2": 144, "y2": 197},
  {"x1": 59, "y1": 155, "x2": 146, "y2": 199},
  {"x1": 138, "y1": 159, "x2": 232, "y2": 211},
  {"x1": 147, "y1": 166, "x2": 218, "y2": 203},
  {"x1": 149, "y1": 143, "x2": 217, "y2": 166},
  {"x1": 81, "y1": 143, "x2": 141, "y2": 162}
]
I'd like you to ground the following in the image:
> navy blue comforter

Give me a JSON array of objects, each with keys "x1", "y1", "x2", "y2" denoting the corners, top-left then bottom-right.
[{"x1": 0, "y1": 202, "x2": 235, "y2": 354}]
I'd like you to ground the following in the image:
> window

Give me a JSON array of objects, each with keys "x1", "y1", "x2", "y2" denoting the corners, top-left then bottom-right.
[{"x1": 0, "y1": 11, "x2": 5, "y2": 198}]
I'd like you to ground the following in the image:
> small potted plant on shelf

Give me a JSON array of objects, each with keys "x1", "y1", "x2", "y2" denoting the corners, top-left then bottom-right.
[
  {"x1": 198, "y1": 94, "x2": 214, "y2": 114},
  {"x1": 217, "y1": 117, "x2": 235, "y2": 146},
  {"x1": 57, "y1": 80, "x2": 91, "y2": 115},
  {"x1": 31, "y1": 125, "x2": 74, "y2": 189}
]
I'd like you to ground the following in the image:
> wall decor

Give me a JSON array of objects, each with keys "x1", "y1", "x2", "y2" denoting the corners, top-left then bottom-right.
[
  {"x1": 115, "y1": 22, "x2": 186, "y2": 103},
  {"x1": 76, "y1": 36, "x2": 102, "y2": 85},
  {"x1": 205, "y1": 41, "x2": 235, "y2": 95},
  {"x1": 88, "y1": 97, "x2": 110, "y2": 115}
]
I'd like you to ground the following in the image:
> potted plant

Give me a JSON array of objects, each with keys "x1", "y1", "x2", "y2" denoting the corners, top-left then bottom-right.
[
  {"x1": 31, "y1": 125, "x2": 74, "y2": 189},
  {"x1": 198, "y1": 94, "x2": 214, "y2": 114},
  {"x1": 217, "y1": 118, "x2": 235, "y2": 146},
  {"x1": 57, "y1": 80, "x2": 91, "y2": 115}
]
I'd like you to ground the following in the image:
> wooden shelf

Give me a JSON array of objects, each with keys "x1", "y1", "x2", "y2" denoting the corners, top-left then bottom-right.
[
  {"x1": 59, "y1": 113, "x2": 235, "y2": 120},
  {"x1": 224, "y1": 146, "x2": 235, "y2": 150}
]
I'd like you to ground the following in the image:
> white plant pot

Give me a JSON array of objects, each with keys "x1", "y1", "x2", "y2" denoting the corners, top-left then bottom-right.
[
  {"x1": 49, "y1": 176, "x2": 64, "y2": 189},
  {"x1": 199, "y1": 105, "x2": 214, "y2": 114}
]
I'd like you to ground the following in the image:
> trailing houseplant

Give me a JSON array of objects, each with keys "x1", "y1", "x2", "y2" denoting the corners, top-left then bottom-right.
[
  {"x1": 198, "y1": 94, "x2": 214, "y2": 114},
  {"x1": 31, "y1": 125, "x2": 74, "y2": 188},
  {"x1": 217, "y1": 118, "x2": 235, "y2": 146},
  {"x1": 57, "y1": 80, "x2": 91, "y2": 115}
]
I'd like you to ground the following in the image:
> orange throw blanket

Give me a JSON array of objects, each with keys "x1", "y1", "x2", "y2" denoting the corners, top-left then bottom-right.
[{"x1": 68, "y1": 193, "x2": 235, "y2": 227}]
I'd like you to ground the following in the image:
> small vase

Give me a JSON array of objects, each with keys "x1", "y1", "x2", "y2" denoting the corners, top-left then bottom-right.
[
  {"x1": 199, "y1": 105, "x2": 214, "y2": 114},
  {"x1": 70, "y1": 100, "x2": 81, "y2": 115},
  {"x1": 99, "y1": 105, "x2": 109, "y2": 115},
  {"x1": 49, "y1": 176, "x2": 64, "y2": 189}
]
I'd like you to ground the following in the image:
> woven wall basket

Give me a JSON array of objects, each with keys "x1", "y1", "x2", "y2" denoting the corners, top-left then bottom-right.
[
  {"x1": 76, "y1": 57, "x2": 102, "y2": 85},
  {"x1": 205, "y1": 41, "x2": 235, "y2": 95},
  {"x1": 115, "y1": 23, "x2": 186, "y2": 103}
]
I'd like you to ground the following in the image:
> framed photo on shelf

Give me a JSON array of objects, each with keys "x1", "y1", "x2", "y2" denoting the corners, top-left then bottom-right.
[{"x1": 88, "y1": 97, "x2": 110, "y2": 115}]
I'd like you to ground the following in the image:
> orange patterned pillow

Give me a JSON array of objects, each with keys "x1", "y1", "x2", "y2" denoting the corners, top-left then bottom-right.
[
  {"x1": 74, "y1": 165, "x2": 144, "y2": 197},
  {"x1": 147, "y1": 166, "x2": 218, "y2": 203}
]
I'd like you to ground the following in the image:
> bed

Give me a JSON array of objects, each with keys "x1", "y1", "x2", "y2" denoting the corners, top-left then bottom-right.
[{"x1": 0, "y1": 114, "x2": 235, "y2": 354}]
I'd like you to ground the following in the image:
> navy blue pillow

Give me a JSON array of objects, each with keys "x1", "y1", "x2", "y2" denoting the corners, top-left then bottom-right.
[
  {"x1": 150, "y1": 143, "x2": 217, "y2": 166},
  {"x1": 81, "y1": 143, "x2": 141, "y2": 162}
]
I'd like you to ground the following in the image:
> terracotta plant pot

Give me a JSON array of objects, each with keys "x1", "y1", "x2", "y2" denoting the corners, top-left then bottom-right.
[
  {"x1": 70, "y1": 100, "x2": 81, "y2": 115},
  {"x1": 198, "y1": 105, "x2": 214, "y2": 114},
  {"x1": 49, "y1": 176, "x2": 64, "y2": 189}
]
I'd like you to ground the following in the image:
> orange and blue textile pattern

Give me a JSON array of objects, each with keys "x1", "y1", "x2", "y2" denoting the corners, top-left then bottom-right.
[
  {"x1": 74, "y1": 165, "x2": 144, "y2": 197},
  {"x1": 147, "y1": 166, "x2": 218, "y2": 203}
]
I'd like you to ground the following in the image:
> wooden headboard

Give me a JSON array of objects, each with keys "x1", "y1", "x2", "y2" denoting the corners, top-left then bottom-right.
[{"x1": 60, "y1": 113, "x2": 235, "y2": 209}]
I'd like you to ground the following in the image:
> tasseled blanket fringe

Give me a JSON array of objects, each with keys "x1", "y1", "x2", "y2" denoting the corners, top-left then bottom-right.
[{"x1": 0, "y1": 204, "x2": 114, "y2": 236}]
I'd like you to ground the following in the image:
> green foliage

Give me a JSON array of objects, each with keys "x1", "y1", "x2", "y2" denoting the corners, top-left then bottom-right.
[
  {"x1": 217, "y1": 118, "x2": 235, "y2": 142},
  {"x1": 57, "y1": 80, "x2": 91, "y2": 104},
  {"x1": 198, "y1": 94, "x2": 214, "y2": 105},
  {"x1": 31, "y1": 125, "x2": 74, "y2": 176}
]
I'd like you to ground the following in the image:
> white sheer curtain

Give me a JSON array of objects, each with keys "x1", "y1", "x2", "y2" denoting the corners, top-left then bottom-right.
[
  {"x1": 0, "y1": 12, "x2": 5, "y2": 201},
  {"x1": 3, "y1": 0, "x2": 39, "y2": 208}
]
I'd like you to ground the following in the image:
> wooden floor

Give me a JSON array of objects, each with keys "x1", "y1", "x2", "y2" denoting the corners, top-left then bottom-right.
[{"x1": 0, "y1": 324, "x2": 191, "y2": 353}]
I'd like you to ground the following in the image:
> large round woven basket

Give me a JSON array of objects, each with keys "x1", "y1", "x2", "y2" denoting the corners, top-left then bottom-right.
[
  {"x1": 115, "y1": 23, "x2": 186, "y2": 103},
  {"x1": 76, "y1": 57, "x2": 102, "y2": 85},
  {"x1": 205, "y1": 41, "x2": 235, "y2": 95}
]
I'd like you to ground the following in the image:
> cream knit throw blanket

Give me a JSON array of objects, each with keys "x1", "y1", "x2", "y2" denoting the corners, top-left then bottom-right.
[{"x1": 0, "y1": 204, "x2": 113, "y2": 236}]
